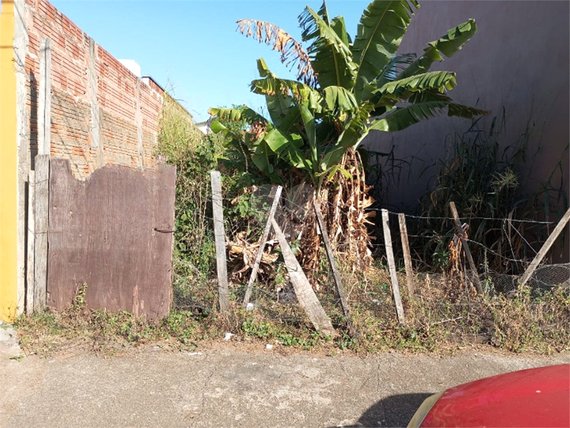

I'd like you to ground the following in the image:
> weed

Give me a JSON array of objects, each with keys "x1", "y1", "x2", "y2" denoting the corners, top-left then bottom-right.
[
  {"x1": 73, "y1": 282, "x2": 88, "y2": 310},
  {"x1": 238, "y1": 310, "x2": 322, "y2": 350},
  {"x1": 414, "y1": 112, "x2": 567, "y2": 277},
  {"x1": 486, "y1": 285, "x2": 570, "y2": 354},
  {"x1": 156, "y1": 94, "x2": 224, "y2": 313},
  {"x1": 14, "y1": 257, "x2": 569, "y2": 357}
]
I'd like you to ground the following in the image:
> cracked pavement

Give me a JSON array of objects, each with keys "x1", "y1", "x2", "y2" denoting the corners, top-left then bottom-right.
[{"x1": 1, "y1": 326, "x2": 569, "y2": 428}]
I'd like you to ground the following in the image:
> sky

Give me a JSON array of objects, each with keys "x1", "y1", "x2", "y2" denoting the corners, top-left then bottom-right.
[{"x1": 50, "y1": 0, "x2": 370, "y2": 123}]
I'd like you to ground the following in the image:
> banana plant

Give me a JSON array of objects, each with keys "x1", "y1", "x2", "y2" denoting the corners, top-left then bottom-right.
[
  {"x1": 209, "y1": 0, "x2": 486, "y2": 188},
  {"x1": 208, "y1": 0, "x2": 487, "y2": 273}
]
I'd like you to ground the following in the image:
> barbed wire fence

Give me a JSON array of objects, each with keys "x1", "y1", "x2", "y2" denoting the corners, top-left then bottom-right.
[
  {"x1": 372, "y1": 209, "x2": 569, "y2": 290},
  {"x1": 174, "y1": 174, "x2": 570, "y2": 325}
]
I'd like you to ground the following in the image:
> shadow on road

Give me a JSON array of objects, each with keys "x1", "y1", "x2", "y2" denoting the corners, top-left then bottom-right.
[{"x1": 327, "y1": 392, "x2": 433, "y2": 428}]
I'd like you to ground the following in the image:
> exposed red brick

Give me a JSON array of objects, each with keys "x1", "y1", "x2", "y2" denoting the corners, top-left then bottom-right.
[{"x1": 23, "y1": 0, "x2": 176, "y2": 179}]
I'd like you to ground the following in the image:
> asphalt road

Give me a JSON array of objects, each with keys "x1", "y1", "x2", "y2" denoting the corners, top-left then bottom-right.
[{"x1": 1, "y1": 324, "x2": 569, "y2": 428}]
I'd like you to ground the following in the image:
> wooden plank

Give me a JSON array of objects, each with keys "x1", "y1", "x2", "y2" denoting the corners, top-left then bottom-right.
[
  {"x1": 33, "y1": 38, "x2": 51, "y2": 312},
  {"x1": 25, "y1": 171, "x2": 35, "y2": 315},
  {"x1": 449, "y1": 202, "x2": 483, "y2": 294},
  {"x1": 33, "y1": 155, "x2": 50, "y2": 311},
  {"x1": 518, "y1": 207, "x2": 570, "y2": 288},
  {"x1": 398, "y1": 213, "x2": 416, "y2": 300},
  {"x1": 381, "y1": 209, "x2": 405, "y2": 324},
  {"x1": 313, "y1": 200, "x2": 354, "y2": 334},
  {"x1": 243, "y1": 185, "x2": 282, "y2": 306},
  {"x1": 47, "y1": 160, "x2": 175, "y2": 318},
  {"x1": 271, "y1": 219, "x2": 336, "y2": 337},
  {"x1": 38, "y1": 38, "x2": 51, "y2": 156},
  {"x1": 153, "y1": 164, "x2": 177, "y2": 315},
  {"x1": 210, "y1": 171, "x2": 229, "y2": 312}
]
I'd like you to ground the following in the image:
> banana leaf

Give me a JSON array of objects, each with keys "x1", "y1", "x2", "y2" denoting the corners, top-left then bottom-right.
[
  {"x1": 352, "y1": 0, "x2": 419, "y2": 101},
  {"x1": 369, "y1": 100, "x2": 488, "y2": 132},
  {"x1": 399, "y1": 19, "x2": 477, "y2": 79},
  {"x1": 299, "y1": 4, "x2": 356, "y2": 89}
]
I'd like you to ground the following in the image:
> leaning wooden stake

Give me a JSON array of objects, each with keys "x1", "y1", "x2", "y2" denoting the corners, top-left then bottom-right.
[
  {"x1": 449, "y1": 202, "x2": 483, "y2": 294},
  {"x1": 398, "y1": 213, "x2": 415, "y2": 300},
  {"x1": 381, "y1": 209, "x2": 405, "y2": 324},
  {"x1": 272, "y1": 219, "x2": 336, "y2": 337},
  {"x1": 518, "y1": 207, "x2": 570, "y2": 289},
  {"x1": 243, "y1": 185, "x2": 282, "y2": 306},
  {"x1": 210, "y1": 171, "x2": 229, "y2": 312},
  {"x1": 313, "y1": 200, "x2": 355, "y2": 335}
]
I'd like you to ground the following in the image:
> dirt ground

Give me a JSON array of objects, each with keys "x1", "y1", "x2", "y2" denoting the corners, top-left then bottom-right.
[{"x1": 1, "y1": 323, "x2": 569, "y2": 428}]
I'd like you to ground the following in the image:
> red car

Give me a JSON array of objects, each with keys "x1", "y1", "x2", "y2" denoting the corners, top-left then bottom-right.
[{"x1": 407, "y1": 364, "x2": 570, "y2": 427}]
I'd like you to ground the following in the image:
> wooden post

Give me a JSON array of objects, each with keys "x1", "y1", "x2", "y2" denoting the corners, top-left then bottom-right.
[
  {"x1": 38, "y1": 38, "x2": 51, "y2": 156},
  {"x1": 449, "y1": 202, "x2": 483, "y2": 294},
  {"x1": 210, "y1": 171, "x2": 229, "y2": 312},
  {"x1": 313, "y1": 200, "x2": 354, "y2": 334},
  {"x1": 518, "y1": 207, "x2": 570, "y2": 288},
  {"x1": 272, "y1": 219, "x2": 336, "y2": 337},
  {"x1": 30, "y1": 38, "x2": 52, "y2": 313},
  {"x1": 381, "y1": 209, "x2": 405, "y2": 324},
  {"x1": 26, "y1": 171, "x2": 35, "y2": 314},
  {"x1": 243, "y1": 185, "x2": 282, "y2": 306},
  {"x1": 398, "y1": 213, "x2": 415, "y2": 300},
  {"x1": 33, "y1": 155, "x2": 50, "y2": 311}
]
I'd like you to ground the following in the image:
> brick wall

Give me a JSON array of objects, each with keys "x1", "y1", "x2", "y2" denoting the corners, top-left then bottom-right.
[
  {"x1": 8, "y1": 0, "x2": 184, "y2": 317},
  {"x1": 23, "y1": 0, "x2": 166, "y2": 178}
]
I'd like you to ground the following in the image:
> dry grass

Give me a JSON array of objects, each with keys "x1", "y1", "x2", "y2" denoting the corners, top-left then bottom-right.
[{"x1": 15, "y1": 267, "x2": 569, "y2": 358}]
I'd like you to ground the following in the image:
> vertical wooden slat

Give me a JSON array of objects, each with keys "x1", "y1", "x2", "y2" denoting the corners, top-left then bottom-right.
[
  {"x1": 210, "y1": 171, "x2": 229, "y2": 312},
  {"x1": 382, "y1": 209, "x2": 405, "y2": 324},
  {"x1": 398, "y1": 213, "x2": 415, "y2": 300},
  {"x1": 243, "y1": 185, "x2": 282, "y2": 306},
  {"x1": 26, "y1": 171, "x2": 35, "y2": 314},
  {"x1": 31, "y1": 37, "x2": 51, "y2": 313},
  {"x1": 33, "y1": 155, "x2": 50, "y2": 311},
  {"x1": 449, "y1": 202, "x2": 483, "y2": 294}
]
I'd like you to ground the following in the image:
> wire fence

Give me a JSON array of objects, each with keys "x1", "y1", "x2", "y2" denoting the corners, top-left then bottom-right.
[
  {"x1": 175, "y1": 180, "x2": 569, "y2": 310},
  {"x1": 166, "y1": 165, "x2": 570, "y2": 353}
]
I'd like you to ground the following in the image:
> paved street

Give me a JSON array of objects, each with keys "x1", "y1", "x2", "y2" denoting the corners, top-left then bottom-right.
[{"x1": 1, "y1": 324, "x2": 568, "y2": 428}]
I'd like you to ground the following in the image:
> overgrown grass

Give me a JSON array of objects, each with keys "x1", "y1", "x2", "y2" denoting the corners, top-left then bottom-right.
[
  {"x1": 156, "y1": 98, "x2": 272, "y2": 312},
  {"x1": 418, "y1": 113, "x2": 568, "y2": 275},
  {"x1": 367, "y1": 111, "x2": 568, "y2": 279},
  {"x1": 15, "y1": 270, "x2": 569, "y2": 357},
  {"x1": 156, "y1": 95, "x2": 221, "y2": 309},
  {"x1": 17, "y1": 102, "x2": 568, "y2": 359}
]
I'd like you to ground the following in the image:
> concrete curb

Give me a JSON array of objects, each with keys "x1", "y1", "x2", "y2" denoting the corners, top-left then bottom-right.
[{"x1": 0, "y1": 322, "x2": 23, "y2": 360}]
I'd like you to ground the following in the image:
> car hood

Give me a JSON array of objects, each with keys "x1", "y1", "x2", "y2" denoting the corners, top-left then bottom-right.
[{"x1": 420, "y1": 363, "x2": 570, "y2": 428}]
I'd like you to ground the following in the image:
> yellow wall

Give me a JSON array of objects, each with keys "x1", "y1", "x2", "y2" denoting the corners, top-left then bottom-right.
[{"x1": 0, "y1": 0, "x2": 19, "y2": 321}]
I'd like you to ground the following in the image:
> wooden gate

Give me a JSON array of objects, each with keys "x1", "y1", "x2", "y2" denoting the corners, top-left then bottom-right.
[{"x1": 45, "y1": 159, "x2": 176, "y2": 319}]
